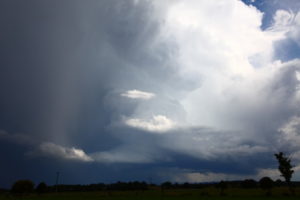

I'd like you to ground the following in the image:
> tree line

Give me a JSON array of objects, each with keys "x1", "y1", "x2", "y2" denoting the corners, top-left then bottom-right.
[{"x1": 4, "y1": 152, "x2": 297, "y2": 196}]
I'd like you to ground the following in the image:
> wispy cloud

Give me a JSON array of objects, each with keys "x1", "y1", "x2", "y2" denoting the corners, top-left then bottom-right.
[{"x1": 121, "y1": 90, "x2": 155, "y2": 100}]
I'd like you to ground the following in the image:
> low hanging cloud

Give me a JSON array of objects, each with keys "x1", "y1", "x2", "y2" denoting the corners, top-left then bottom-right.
[
  {"x1": 125, "y1": 115, "x2": 175, "y2": 132},
  {"x1": 172, "y1": 171, "x2": 254, "y2": 183},
  {"x1": 121, "y1": 90, "x2": 155, "y2": 100},
  {"x1": 171, "y1": 164, "x2": 300, "y2": 183},
  {"x1": 90, "y1": 150, "x2": 154, "y2": 164},
  {"x1": 38, "y1": 142, "x2": 93, "y2": 162}
]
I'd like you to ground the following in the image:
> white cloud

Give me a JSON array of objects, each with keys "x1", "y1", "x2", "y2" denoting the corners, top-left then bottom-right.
[
  {"x1": 79, "y1": 0, "x2": 300, "y2": 169},
  {"x1": 109, "y1": 0, "x2": 300, "y2": 166},
  {"x1": 158, "y1": 0, "x2": 280, "y2": 130},
  {"x1": 273, "y1": 10, "x2": 295, "y2": 29},
  {"x1": 125, "y1": 115, "x2": 175, "y2": 132},
  {"x1": 151, "y1": 1, "x2": 300, "y2": 137},
  {"x1": 256, "y1": 168, "x2": 281, "y2": 180},
  {"x1": 121, "y1": 90, "x2": 155, "y2": 100},
  {"x1": 38, "y1": 142, "x2": 93, "y2": 162},
  {"x1": 270, "y1": 10, "x2": 300, "y2": 46}
]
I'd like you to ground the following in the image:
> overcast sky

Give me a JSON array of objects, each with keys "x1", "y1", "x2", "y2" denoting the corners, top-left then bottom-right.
[{"x1": 1, "y1": 0, "x2": 300, "y2": 187}]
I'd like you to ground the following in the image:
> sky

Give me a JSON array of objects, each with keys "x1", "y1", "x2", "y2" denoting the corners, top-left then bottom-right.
[{"x1": 1, "y1": 0, "x2": 300, "y2": 188}]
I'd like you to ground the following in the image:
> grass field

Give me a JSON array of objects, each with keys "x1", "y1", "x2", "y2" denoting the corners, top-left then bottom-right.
[{"x1": 1, "y1": 187, "x2": 300, "y2": 200}]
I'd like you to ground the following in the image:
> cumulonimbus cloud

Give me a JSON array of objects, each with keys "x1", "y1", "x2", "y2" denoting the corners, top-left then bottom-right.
[{"x1": 2, "y1": 0, "x2": 300, "y2": 184}]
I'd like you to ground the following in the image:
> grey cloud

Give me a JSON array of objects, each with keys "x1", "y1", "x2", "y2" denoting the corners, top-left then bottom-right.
[{"x1": 0, "y1": 130, "x2": 37, "y2": 146}]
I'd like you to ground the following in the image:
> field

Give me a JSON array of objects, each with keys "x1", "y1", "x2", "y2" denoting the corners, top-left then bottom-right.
[{"x1": 1, "y1": 187, "x2": 300, "y2": 200}]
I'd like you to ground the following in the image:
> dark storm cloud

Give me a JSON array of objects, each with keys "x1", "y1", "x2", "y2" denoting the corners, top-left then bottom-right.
[
  {"x1": 0, "y1": 0, "x2": 176, "y2": 142},
  {"x1": 0, "y1": 0, "x2": 183, "y2": 186}
]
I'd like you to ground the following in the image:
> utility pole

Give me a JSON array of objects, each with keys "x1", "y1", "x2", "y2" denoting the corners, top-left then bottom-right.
[{"x1": 55, "y1": 171, "x2": 60, "y2": 192}]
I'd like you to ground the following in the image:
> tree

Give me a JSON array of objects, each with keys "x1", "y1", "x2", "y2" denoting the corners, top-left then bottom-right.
[
  {"x1": 274, "y1": 152, "x2": 294, "y2": 194},
  {"x1": 216, "y1": 181, "x2": 227, "y2": 196},
  {"x1": 259, "y1": 177, "x2": 273, "y2": 196},
  {"x1": 11, "y1": 180, "x2": 34, "y2": 195},
  {"x1": 36, "y1": 182, "x2": 47, "y2": 194},
  {"x1": 161, "y1": 181, "x2": 172, "y2": 189}
]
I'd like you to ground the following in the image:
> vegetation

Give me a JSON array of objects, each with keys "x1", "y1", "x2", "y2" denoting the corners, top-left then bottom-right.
[
  {"x1": 1, "y1": 184, "x2": 300, "y2": 200},
  {"x1": 36, "y1": 182, "x2": 47, "y2": 194},
  {"x1": 11, "y1": 180, "x2": 34, "y2": 195},
  {"x1": 259, "y1": 177, "x2": 273, "y2": 196},
  {"x1": 275, "y1": 152, "x2": 295, "y2": 194}
]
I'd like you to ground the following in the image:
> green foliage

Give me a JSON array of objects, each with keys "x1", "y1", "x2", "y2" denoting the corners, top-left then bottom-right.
[
  {"x1": 274, "y1": 152, "x2": 294, "y2": 183},
  {"x1": 11, "y1": 179, "x2": 34, "y2": 194}
]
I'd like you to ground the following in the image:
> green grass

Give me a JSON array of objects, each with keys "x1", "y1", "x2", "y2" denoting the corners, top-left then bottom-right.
[{"x1": 1, "y1": 187, "x2": 300, "y2": 200}]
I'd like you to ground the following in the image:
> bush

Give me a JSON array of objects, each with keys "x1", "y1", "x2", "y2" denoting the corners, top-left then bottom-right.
[{"x1": 11, "y1": 180, "x2": 34, "y2": 195}]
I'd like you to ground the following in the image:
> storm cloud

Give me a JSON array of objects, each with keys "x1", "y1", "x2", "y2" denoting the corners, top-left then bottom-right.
[{"x1": 1, "y1": 0, "x2": 300, "y2": 187}]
